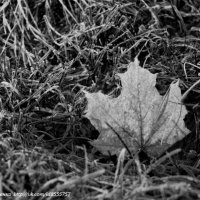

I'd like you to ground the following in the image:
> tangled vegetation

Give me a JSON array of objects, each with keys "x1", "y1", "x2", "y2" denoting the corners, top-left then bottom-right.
[{"x1": 1, "y1": 0, "x2": 200, "y2": 199}]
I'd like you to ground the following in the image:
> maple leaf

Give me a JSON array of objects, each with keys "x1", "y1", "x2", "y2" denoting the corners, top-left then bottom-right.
[{"x1": 83, "y1": 58, "x2": 190, "y2": 157}]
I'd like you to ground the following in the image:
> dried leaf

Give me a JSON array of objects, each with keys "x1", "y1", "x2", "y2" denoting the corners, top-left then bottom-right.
[{"x1": 83, "y1": 58, "x2": 190, "y2": 157}]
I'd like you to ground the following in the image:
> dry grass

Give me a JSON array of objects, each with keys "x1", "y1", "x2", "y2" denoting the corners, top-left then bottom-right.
[{"x1": 0, "y1": 0, "x2": 200, "y2": 199}]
